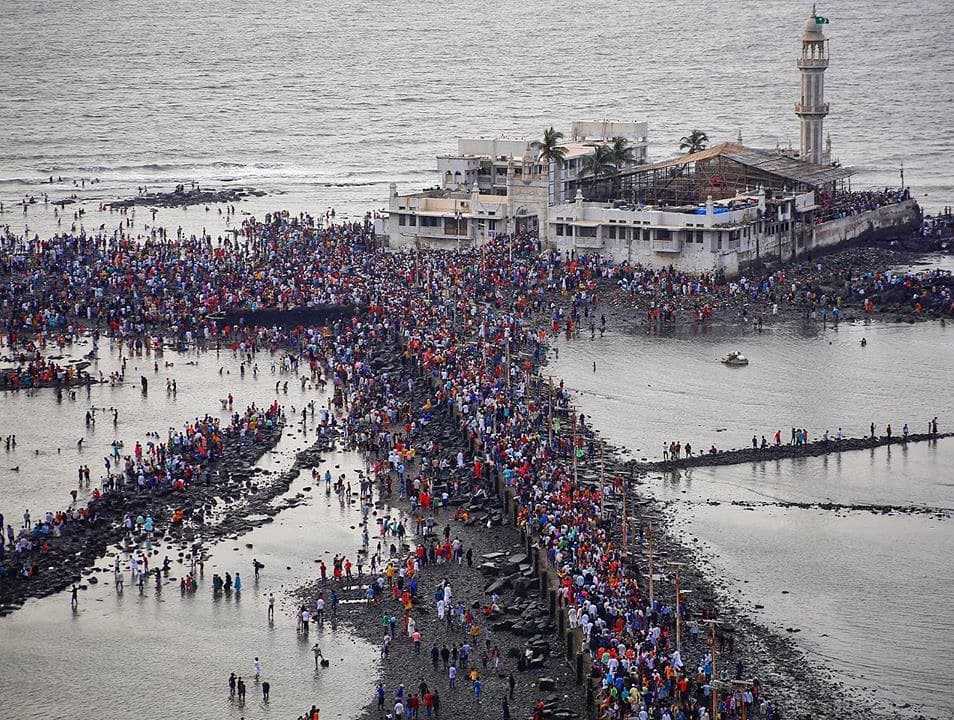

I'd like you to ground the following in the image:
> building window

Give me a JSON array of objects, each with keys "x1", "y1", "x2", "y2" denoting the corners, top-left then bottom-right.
[
  {"x1": 577, "y1": 226, "x2": 597, "y2": 238},
  {"x1": 398, "y1": 214, "x2": 406, "y2": 226},
  {"x1": 607, "y1": 226, "x2": 616, "y2": 240},
  {"x1": 408, "y1": 215, "x2": 416, "y2": 226},
  {"x1": 556, "y1": 224, "x2": 564, "y2": 236},
  {"x1": 488, "y1": 219, "x2": 497, "y2": 231}
]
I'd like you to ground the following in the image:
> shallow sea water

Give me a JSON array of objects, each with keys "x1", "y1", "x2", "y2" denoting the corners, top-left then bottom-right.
[{"x1": 0, "y1": 434, "x2": 380, "y2": 720}]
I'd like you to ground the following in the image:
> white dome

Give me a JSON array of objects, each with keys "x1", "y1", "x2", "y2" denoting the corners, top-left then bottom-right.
[{"x1": 803, "y1": 16, "x2": 825, "y2": 38}]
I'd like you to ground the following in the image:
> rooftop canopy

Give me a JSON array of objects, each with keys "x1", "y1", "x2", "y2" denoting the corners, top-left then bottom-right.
[
  {"x1": 637, "y1": 143, "x2": 853, "y2": 187},
  {"x1": 571, "y1": 142, "x2": 853, "y2": 206}
]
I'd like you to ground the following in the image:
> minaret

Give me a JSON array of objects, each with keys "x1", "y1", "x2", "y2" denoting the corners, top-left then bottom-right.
[{"x1": 795, "y1": 5, "x2": 830, "y2": 165}]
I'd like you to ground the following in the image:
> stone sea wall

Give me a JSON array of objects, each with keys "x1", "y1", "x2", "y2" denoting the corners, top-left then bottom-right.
[{"x1": 810, "y1": 199, "x2": 921, "y2": 252}]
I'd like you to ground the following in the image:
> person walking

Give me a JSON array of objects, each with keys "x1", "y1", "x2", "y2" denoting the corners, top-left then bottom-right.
[
  {"x1": 70, "y1": 584, "x2": 78, "y2": 610},
  {"x1": 229, "y1": 672, "x2": 236, "y2": 697},
  {"x1": 254, "y1": 657, "x2": 262, "y2": 680},
  {"x1": 313, "y1": 644, "x2": 323, "y2": 669},
  {"x1": 237, "y1": 677, "x2": 246, "y2": 703},
  {"x1": 262, "y1": 680, "x2": 270, "y2": 703}
]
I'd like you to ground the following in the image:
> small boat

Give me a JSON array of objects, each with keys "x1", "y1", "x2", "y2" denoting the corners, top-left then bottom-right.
[{"x1": 721, "y1": 350, "x2": 749, "y2": 367}]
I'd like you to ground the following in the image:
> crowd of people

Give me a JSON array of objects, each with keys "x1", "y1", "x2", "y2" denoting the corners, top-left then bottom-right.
[
  {"x1": 0, "y1": 401, "x2": 282, "y2": 579},
  {"x1": 0, "y1": 354, "x2": 92, "y2": 390},
  {"x1": 815, "y1": 187, "x2": 911, "y2": 223},
  {"x1": 6, "y1": 199, "x2": 948, "y2": 718}
]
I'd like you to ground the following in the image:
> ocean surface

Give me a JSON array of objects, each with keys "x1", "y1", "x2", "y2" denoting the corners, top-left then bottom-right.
[{"x1": 1, "y1": 0, "x2": 953, "y2": 235}]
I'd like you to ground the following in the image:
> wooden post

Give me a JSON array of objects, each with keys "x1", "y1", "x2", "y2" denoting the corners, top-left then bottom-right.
[
  {"x1": 622, "y1": 478, "x2": 628, "y2": 553},
  {"x1": 506, "y1": 339, "x2": 511, "y2": 391},
  {"x1": 675, "y1": 566, "x2": 682, "y2": 652}
]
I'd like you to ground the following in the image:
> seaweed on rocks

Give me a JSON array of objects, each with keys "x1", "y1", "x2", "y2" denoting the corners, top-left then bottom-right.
[{"x1": 106, "y1": 186, "x2": 265, "y2": 209}]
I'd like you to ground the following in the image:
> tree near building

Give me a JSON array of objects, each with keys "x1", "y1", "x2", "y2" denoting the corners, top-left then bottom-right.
[
  {"x1": 679, "y1": 129, "x2": 709, "y2": 154},
  {"x1": 609, "y1": 136, "x2": 635, "y2": 168},
  {"x1": 534, "y1": 126, "x2": 567, "y2": 204},
  {"x1": 579, "y1": 144, "x2": 616, "y2": 180}
]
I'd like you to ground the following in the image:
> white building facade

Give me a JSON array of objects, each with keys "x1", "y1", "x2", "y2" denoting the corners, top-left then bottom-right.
[
  {"x1": 382, "y1": 120, "x2": 649, "y2": 250},
  {"x1": 547, "y1": 190, "x2": 920, "y2": 277},
  {"x1": 548, "y1": 189, "x2": 802, "y2": 276}
]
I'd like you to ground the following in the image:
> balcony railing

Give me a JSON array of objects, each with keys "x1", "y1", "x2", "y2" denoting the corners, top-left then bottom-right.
[{"x1": 794, "y1": 102, "x2": 829, "y2": 115}]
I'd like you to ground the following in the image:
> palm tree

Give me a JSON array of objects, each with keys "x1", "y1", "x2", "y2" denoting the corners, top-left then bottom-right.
[
  {"x1": 535, "y1": 126, "x2": 567, "y2": 204},
  {"x1": 609, "y1": 136, "x2": 635, "y2": 169},
  {"x1": 679, "y1": 129, "x2": 709, "y2": 154},
  {"x1": 579, "y1": 144, "x2": 616, "y2": 180},
  {"x1": 536, "y1": 126, "x2": 567, "y2": 166}
]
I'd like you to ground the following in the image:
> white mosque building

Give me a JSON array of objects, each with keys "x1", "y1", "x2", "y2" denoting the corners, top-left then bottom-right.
[{"x1": 376, "y1": 7, "x2": 918, "y2": 276}]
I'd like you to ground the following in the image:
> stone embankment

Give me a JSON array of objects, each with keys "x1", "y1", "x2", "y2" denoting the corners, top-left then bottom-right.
[
  {"x1": 107, "y1": 186, "x2": 265, "y2": 209},
  {"x1": 634, "y1": 432, "x2": 950, "y2": 472},
  {"x1": 0, "y1": 425, "x2": 283, "y2": 616}
]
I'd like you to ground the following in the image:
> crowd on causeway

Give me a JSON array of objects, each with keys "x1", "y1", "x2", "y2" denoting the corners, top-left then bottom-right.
[
  {"x1": 1, "y1": 206, "x2": 952, "y2": 360},
  {"x1": 3, "y1": 204, "x2": 949, "y2": 718}
]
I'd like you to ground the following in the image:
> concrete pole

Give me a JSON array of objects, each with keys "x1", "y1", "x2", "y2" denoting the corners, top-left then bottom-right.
[
  {"x1": 648, "y1": 522, "x2": 654, "y2": 609},
  {"x1": 675, "y1": 567, "x2": 681, "y2": 652}
]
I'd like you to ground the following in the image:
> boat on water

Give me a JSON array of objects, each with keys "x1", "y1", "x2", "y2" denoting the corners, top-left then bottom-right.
[{"x1": 721, "y1": 350, "x2": 749, "y2": 367}]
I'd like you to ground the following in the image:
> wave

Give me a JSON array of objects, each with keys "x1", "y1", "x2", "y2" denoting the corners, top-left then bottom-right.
[
  {"x1": 0, "y1": 177, "x2": 48, "y2": 186},
  {"x1": 305, "y1": 180, "x2": 389, "y2": 188},
  {"x1": 23, "y1": 161, "x2": 250, "y2": 174}
]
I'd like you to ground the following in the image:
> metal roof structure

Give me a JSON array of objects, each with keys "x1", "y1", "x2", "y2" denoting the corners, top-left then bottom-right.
[
  {"x1": 570, "y1": 142, "x2": 853, "y2": 205},
  {"x1": 719, "y1": 145, "x2": 853, "y2": 186},
  {"x1": 632, "y1": 142, "x2": 853, "y2": 187}
]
